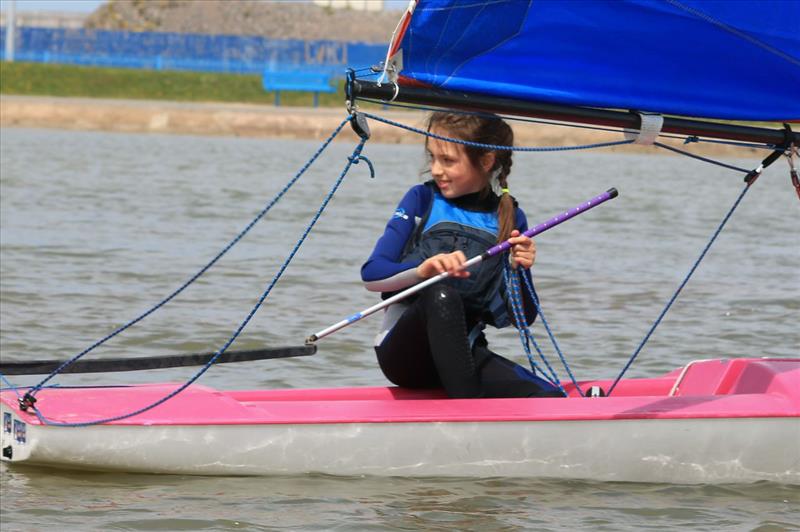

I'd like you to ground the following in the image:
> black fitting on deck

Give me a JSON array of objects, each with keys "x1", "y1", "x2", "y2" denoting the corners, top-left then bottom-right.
[{"x1": 18, "y1": 392, "x2": 36, "y2": 412}]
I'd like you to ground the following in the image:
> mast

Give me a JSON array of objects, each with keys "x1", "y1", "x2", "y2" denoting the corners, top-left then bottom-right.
[{"x1": 349, "y1": 79, "x2": 797, "y2": 147}]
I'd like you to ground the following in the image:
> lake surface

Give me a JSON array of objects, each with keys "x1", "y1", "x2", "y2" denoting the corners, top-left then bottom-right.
[{"x1": 1, "y1": 125, "x2": 798, "y2": 530}]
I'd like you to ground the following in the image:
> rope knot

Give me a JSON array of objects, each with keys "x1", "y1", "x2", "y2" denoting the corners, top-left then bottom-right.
[
  {"x1": 18, "y1": 392, "x2": 37, "y2": 412},
  {"x1": 348, "y1": 153, "x2": 376, "y2": 178}
]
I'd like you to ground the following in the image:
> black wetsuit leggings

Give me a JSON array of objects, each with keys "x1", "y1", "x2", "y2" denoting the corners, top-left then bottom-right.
[{"x1": 375, "y1": 285, "x2": 563, "y2": 399}]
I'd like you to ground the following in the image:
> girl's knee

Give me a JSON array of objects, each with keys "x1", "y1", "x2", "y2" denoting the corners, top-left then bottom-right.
[{"x1": 421, "y1": 284, "x2": 462, "y2": 314}]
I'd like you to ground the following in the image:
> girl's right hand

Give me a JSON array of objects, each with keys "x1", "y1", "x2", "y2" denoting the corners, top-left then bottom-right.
[{"x1": 416, "y1": 251, "x2": 470, "y2": 279}]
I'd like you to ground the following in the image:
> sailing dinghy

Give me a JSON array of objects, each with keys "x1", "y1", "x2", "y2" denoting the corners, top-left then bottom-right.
[
  {"x1": 2, "y1": 0, "x2": 799, "y2": 482},
  {"x1": 2, "y1": 358, "x2": 799, "y2": 482}
]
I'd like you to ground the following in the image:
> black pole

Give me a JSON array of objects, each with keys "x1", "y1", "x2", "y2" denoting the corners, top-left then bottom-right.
[
  {"x1": 0, "y1": 346, "x2": 316, "y2": 375},
  {"x1": 349, "y1": 80, "x2": 797, "y2": 147}
]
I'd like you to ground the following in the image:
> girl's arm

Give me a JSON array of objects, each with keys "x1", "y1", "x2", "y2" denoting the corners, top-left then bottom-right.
[{"x1": 360, "y1": 185, "x2": 429, "y2": 292}]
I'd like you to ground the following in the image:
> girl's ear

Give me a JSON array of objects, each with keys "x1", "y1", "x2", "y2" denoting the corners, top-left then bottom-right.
[{"x1": 480, "y1": 152, "x2": 496, "y2": 173}]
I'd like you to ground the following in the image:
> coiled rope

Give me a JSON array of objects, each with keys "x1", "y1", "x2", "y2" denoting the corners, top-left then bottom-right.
[{"x1": 503, "y1": 262, "x2": 566, "y2": 394}]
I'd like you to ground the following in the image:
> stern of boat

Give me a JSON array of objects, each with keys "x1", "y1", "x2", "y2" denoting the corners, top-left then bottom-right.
[{"x1": 0, "y1": 400, "x2": 35, "y2": 464}]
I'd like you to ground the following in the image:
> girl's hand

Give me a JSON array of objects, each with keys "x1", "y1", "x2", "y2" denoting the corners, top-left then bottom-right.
[
  {"x1": 416, "y1": 251, "x2": 470, "y2": 279},
  {"x1": 508, "y1": 230, "x2": 535, "y2": 269}
]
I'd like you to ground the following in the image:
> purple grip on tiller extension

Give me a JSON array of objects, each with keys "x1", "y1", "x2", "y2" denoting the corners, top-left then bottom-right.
[{"x1": 483, "y1": 188, "x2": 618, "y2": 259}]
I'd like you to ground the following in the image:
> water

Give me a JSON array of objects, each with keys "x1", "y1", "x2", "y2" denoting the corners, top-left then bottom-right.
[{"x1": 1, "y1": 126, "x2": 798, "y2": 530}]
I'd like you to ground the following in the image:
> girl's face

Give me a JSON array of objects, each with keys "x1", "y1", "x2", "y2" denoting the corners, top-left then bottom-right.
[{"x1": 427, "y1": 128, "x2": 495, "y2": 199}]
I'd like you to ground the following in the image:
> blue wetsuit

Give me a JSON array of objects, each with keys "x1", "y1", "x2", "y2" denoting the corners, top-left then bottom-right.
[{"x1": 361, "y1": 181, "x2": 562, "y2": 399}]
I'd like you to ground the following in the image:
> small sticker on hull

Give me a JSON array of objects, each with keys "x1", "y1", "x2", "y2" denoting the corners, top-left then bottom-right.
[
  {"x1": 13, "y1": 420, "x2": 26, "y2": 444},
  {"x1": 3, "y1": 412, "x2": 10, "y2": 434}
]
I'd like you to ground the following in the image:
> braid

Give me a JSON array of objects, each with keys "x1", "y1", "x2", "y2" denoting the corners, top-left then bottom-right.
[{"x1": 496, "y1": 150, "x2": 516, "y2": 242}]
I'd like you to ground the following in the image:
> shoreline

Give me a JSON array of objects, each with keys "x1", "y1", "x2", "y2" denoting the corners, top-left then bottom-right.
[{"x1": 0, "y1": 95, "x2": 763, "y2": 157}]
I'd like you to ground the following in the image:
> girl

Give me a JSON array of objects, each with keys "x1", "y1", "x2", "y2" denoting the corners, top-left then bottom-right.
[{"x1": 361, "y1": 112, "x2": 563, "y2": 399}]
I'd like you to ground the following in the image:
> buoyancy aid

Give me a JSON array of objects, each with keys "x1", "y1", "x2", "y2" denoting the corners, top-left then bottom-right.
[{"x1": 401, "y1": 184, "x2": 512, "y2": 328}]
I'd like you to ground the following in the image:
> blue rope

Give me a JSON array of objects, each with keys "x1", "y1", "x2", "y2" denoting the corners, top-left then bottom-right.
[
  {"x1": 357, "y1": 99, "x2": 777, "y2": 152},
  {"x1": 360, "y1": 112, "x2": 636, "y2": 152},
  {"x1": 503, "y1": 264, "x2": 551, "y2": 380},
  {"x1": 351, "y1": 66, "x2": 379, "y2": 75},
  {"x1": 607, "y1": 180, "x2": 753, "y2": 395},
  {"x1": 359, "y1": 97, "x2": 645, "y2": 139},
  {"x1": 357, "y1": 105, "x2": 760, "y2": 397},
  {"x1": 25, "y1": 117, "x2": 351, "y2": 395},
  {"x1": 353, "y1": 69, "x2": 381, "y2": 78},
  {"x1": 348, "y1": 153, "x2": 375, "y2": 178},
  {"x1": 0, "y1": 373, "x2": 23, "y2": 400},
  {"x1": 503, "y1": 263, "x2": 562, "y2": 389},
  {"x1": 29, "y1": 138, "x2": 373, "y2": 427},
  {"x1": 682, "y1": 135, "x2": 776, "y2": 150},
  {"x1": 518, "y1": 266, "x2": 586, "y2": 397},
  {"x1": 361, "y1": 101, "x2": 607, "y2": 396},
  {"x1": 655, "y1": 142, "x2": 751, "y2": 173},
  {"x1": 357, "y1": 104, "x2": 767, "y2": 396}
]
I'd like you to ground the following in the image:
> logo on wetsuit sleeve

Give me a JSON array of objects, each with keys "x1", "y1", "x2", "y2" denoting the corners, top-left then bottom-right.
[{"x1": 393, "y1": 207, "x2": 409, "y2": 220}]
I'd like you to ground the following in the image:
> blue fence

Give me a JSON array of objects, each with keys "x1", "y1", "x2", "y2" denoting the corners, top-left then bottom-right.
[{"x1": 0, "y1": 27, "x2": 386, "y2": 78}]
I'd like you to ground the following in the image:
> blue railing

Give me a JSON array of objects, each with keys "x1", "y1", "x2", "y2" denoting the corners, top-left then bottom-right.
[{"x1": 0, "y1": 27, "x2": 386, "y2": 78}]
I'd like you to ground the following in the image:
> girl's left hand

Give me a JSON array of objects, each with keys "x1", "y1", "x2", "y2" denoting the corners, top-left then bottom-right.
[{"x1": 508, "y1": 230, "x2": 535, "y2": 269}]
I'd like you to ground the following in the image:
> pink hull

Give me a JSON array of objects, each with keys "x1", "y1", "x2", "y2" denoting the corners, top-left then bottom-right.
[
  {"x1": 2, "y1": 358, "x2": 798, "y2": 481},
  {"x1": 2, "y1": 358, "x2": 798, "y2": 426}
]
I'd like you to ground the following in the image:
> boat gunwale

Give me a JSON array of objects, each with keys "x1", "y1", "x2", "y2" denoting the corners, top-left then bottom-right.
[{"x1": 2, "y1": 358, "x2": 797, "y2": 427}]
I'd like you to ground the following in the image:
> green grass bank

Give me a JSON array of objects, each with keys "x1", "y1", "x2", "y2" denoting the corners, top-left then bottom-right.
[{"x1": 0, "y1": 61, "x2": 345, "y2": 107}]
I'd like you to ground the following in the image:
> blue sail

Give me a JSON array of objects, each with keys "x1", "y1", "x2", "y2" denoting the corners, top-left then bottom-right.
[{"x1": 390, "y1": 0, "x2": 800, "y2": 121}]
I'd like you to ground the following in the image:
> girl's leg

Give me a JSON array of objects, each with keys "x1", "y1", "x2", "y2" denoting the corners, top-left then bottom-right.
[
  {"x1": 418, "y1": 285, "x2": 481, "y2": 398},
  {"x1": 375, "y1": 285, "x2": 481, "y2": 398},
  {"x1": 472, "y1": 341, "x2": 565, "y2": 398},
  {"x1": 374, "y1": 300, "x2": 440, "y2": 389}
]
